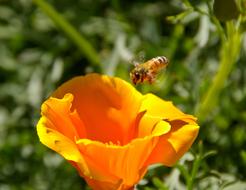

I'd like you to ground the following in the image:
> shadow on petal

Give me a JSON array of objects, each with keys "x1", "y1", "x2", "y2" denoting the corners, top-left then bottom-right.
[{"x1": 144, "y1": 121, "x2": 199, "y2": 167}]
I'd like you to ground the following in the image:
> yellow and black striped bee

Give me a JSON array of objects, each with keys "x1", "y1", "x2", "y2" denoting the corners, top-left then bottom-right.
[{"x1": 130, "y1": 56, "x2": 169, "y2": 85}]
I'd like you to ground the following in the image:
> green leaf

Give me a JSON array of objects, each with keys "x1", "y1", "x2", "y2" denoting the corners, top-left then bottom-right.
[
  {"x1": 32, "y1": 0, "x2": 100, "y2": 67},
  {"x1": 213, "y1": 0, "x2": 240, "y2": 21},
  {"x1": 152, "y1": 177, "x2": 169, "y2": 190},
  {"x1": 202, "y1": 150, "x2": 217, "y2": 160}
]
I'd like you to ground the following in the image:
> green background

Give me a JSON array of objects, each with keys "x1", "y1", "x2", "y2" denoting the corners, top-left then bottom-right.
[{"x1": 0, "y1": 0, "x2": 245, "y2": 189}]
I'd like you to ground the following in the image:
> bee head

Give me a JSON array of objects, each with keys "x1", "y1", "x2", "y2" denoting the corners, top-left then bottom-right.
[{"x1": 130, "y1": 70, "x2": 141, "y2": 85}]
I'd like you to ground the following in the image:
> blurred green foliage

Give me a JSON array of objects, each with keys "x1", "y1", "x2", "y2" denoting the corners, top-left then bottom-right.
[{"x1": 0, "y1": 0, "x2": 246, "y2": 189}]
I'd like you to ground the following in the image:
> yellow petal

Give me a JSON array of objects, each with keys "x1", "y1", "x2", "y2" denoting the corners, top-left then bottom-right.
[
  {"x1": 137, "y1": 114, "x2": 171, "y2": 138},
  {"x1": 41, "y1": 93, "x2": 86, "y2": 140},
  {"x1": 52, "y1": 73, "x2": 143, "y2": 145},
  {"x1": 76, "y1": 134, "x2": 159, "y2": 188},
  {"x1": 37, "y1": 117, "x2": 90, "y2": 176},
  {"x1": 37, "y1": 117, "x2": 119, "y2": 183},
  {"x1": 139, "y1": 93, "x2": 199, "y2": 166},
  {"x1": 140, "y1": 93, "x2": 197, "y2": 123},
  {"x1": 145, "y1": 123, "x2": 199, "y2": 166},
  {"x1": 84, "y1": 176, "x2": 135, "y2": 190},
  {"x1": 36, "y1": 73, "x2": 200, "y2": 190}
]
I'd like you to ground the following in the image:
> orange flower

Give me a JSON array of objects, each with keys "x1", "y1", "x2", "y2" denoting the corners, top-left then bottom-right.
[{"x1": 37, "y1": 73, "x2": 199, "y2": 190}]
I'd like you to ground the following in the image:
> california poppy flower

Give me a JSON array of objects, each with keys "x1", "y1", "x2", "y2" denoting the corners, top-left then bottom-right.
[{"x1": 37, "y1": 73, "x2": 199, "y2": 190}]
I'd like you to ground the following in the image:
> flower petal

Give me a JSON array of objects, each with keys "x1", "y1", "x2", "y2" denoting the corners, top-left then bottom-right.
[
  {"x1": 140, "y1": 93, "x2": 197, "y2": 123},
  {"x1": 137, "y1": 114, "x2": 171, "y2": 138},
  {"x1": 37, "y1": 117, "x2": 90, "y2": 176},
  {"x1": 139, "y1": 93, "x2": 199, "y2": 166},
  {"x1": 36, "y1": 73, "x2": 200, "y2": 190},
  {"x1": 144, "y1": 123, "x2": 199, "y2": 166},
  {"x1": 37, "y1": 117, "x2": 120, "y2": 183},
  {"x1": 76, "y1": 135, "x2": 159, "y2": 188},
  {"x1": 84, "y1": 177, "x2": 135, "y2": 190},
  {"x1": 52, "y1": 74, "x2": 143, "y2": 145},
  {"x1": 41, "y1": 93, "x2": 86, "y2": 140},
  {"x1": 83, "y1": 177, "x2": 123, "y2": 190}
]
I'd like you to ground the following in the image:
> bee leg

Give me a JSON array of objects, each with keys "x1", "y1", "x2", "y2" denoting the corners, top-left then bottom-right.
[
  {"x1": 141, "y1": 76, "x2": 144, "y2": 83},
  {"x1": 149, "y1": 78, "x2": 155, "y2": 84},
  {"x1": 147, "y1": 74, "x2": 155, "y2": 84}
]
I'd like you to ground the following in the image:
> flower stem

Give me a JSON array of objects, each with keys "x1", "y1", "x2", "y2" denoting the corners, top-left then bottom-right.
[
  {"x1": 187, "y1": 141, "x2": 204, "y2": 190},
  {"x1": 196, "y1": 21, "x2": 242, "y2": 121},
  {"x1": 32, "y1": 0, "x2": 100, "y2": 66},
  {"x1": 187, "y1": 154, "x2": 201, "y2": 190}
]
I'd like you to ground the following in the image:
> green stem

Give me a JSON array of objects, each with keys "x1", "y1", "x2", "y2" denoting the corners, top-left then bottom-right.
[
  {"x1": 183, "y1": 1, "x2": 226, "y2": 42},
  {"x1": 206, "y1": 1, "x2": 229, "y2": 42},
  {"x1": 196, "y1": 21, "x2": 242, "y2": 121},
  {"x1": 32, "y1": 0, "x2": 100, "y2": 66},
  {"x1": 187, "y1": 141, "x2": 203, "y2": 190},
  {"x1": 210, "y1": 15, "x2": 226, "y2": 42},
  {"x1": 187, "y1": 155, "x2": 202, "y2": 190}
]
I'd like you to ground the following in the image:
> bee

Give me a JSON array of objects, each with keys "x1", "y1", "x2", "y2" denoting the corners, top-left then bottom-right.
[{"x1": 130, "y1": 56, "x2": 169, "y2": 85}]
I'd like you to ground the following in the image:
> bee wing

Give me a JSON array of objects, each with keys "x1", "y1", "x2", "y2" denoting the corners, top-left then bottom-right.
[
  {"x1": 138, "y1": 51, "x2": 145, "y2": 63},
  {"x1": 130, "y1": 52, "x2": 146, "y2": 66},
  {"x1": 133, "y1": 60, "x2": 139, "y2": 67}
]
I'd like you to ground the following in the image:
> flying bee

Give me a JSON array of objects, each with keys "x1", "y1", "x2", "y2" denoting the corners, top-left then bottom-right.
[{"x1": 130, "y1": 56, "x2": 169, "y2": 85}]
